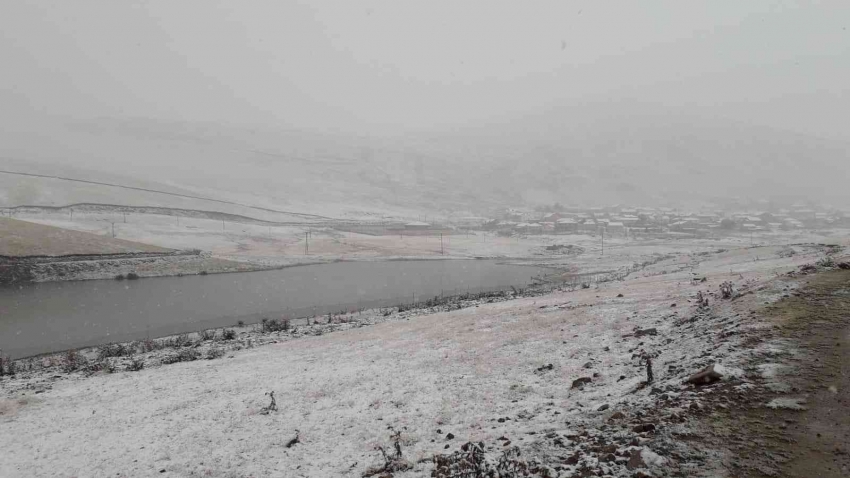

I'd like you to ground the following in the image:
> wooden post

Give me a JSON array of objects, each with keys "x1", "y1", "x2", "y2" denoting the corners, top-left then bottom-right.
[
  {"x1": 111, "y1": 222, "x2": 115, "y2": 238},
  {"x1": 305, "y1": 232, "x2": 309, "y2": 255},
  {"x1": 440, "y1": 233, "x2": 444, "y2": 255}
]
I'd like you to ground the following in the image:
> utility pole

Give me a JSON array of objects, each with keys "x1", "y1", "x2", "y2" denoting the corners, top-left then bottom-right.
[
  {"x1": 440, "y1": 233, "x2": 444, "y2": 255},
  {"x1": 111, "y1": 222, "x2": 116, "y2": 238},
  {"x1": 601, "y1": 228, "x2": 604, "y2": 257},
  {"x1": 305, "y1": 232, "x2": 309, "y2": 255},
  {"x1": 123, "y1": 212, "x2": 127, "y2": 223}
]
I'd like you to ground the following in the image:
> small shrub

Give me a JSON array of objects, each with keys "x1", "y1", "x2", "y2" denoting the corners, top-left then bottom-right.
[
  {"x1": 206, "y1": 347, "x2": 225, "y2": 360},
  {"x1": 97, "y1": 343, "x2": 132, "y2": 360},
  {"x1": 62, "y1": 349, "x2": 85, "y2": 373},
  {"x1": 720, "y1": 281, "x2": 734, "y2": 299},
  {"x1": 162, "y1": 348, "x2": 200, "y2": 365},
  {"x1": 102, "y1": 359, "x2": 116, "y2": 373},
  {"x1": 114, "y1": 274, "x2": 125, "y2": 281},
  {"x1": 126, "y1": 272, "x2": 140, "y2": 280},
  {"x1": 262, "y1": 391, "x2": 277, "y2": 413},
  {"x1": 199, "y1": 329, "x2": 217, "y2": 341},
  {"x1": 260, "y1": 318, "x2": 289, "y2": 333},
  {"x1": 816, "y1": 256, "x2": 836, "y2": 268},
  {"x1": 364, "y1": 431, "x2": 411, "y2": 477},
  {"x1": 221, "y1": 329, "x2": 237, "y2": 340},
  {"x1": 174, "y1": 333, "x2": 193, "y2": 347},
  {"x1": 84, "y1": 358, "x2": 115, "y2": 375},
  {"x1": 237, "y1": 320, "x2": 245, "y2": 327},
  {"x1": 199, "y1": 270, "x2": 208, "y2": 276},
  {"x1": 140, "y1": 338, "x2": 157, "y2": 353},
  {"x1": 0, "y1": 355, "x2": 15, "y2": 376},
  {"x1": 126, "y1": 357, "x2": 145, "y2": 372}
]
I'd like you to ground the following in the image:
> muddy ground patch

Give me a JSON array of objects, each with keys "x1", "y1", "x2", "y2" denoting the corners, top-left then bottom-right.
[{"x1": 694, "y1": 269, "x2": 850, "y2": 477}]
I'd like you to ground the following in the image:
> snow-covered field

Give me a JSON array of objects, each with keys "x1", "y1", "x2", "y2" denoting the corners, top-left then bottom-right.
[
  {"x1": 1, "y1": 241, "x2": 841, "y2": 477},
  {"x1": 11, "y1": 209, "x2": 850, "y2": 273}
]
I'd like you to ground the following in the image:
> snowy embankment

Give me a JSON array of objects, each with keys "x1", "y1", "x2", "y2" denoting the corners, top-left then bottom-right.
[{"x1": 0, "y1": 244, "x2": 841, "y2": 477}]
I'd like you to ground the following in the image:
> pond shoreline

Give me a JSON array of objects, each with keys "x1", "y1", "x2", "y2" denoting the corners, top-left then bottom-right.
[
  {"x1": 1, "y1": 249, "x2": 571, "y2": 286},
  {"x1": 1, "y1": 284, "x2": 556, "y2": 378},
  {"x1": 0, "y1": 259, "x2": 555, "y2": 359}
]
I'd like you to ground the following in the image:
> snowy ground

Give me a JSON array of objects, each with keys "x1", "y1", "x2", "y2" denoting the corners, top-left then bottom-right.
[{"x1": 1, "y1": 241, "x2": 842, "y2": 477}]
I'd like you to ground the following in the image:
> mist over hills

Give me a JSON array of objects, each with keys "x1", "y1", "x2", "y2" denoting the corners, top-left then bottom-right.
[{"x1": 2, "y1": 104, "x2": 847, "y2": 219}]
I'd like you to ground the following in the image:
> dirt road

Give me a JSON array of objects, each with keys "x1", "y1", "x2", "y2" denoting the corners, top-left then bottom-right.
[{"x1": 698, "y1": 269, "x2": 850, "y2": 477}]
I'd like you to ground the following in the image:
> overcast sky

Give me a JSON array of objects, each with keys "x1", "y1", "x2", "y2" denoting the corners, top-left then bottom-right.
[{"x1": 2, "y1": 1, "x2": 848, "y2": 138}]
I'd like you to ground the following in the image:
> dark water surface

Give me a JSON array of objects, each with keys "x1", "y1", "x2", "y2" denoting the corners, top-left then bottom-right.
[{"x1": 0, "y1": 260, "x2": 545, "y2": 358}]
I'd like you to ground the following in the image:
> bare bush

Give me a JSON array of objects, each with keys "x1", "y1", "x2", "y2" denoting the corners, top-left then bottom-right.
[
  {"x1": 260, "y1": 391, "x2": 277, "y2": 415},
  {"x1": 260, "y1": 318, "x2": 289, "y2": 333},
  {"x1": 139, "y1": 338, "x2": 157, "y2": 353},
  {"x1": 174, "y1": 334, "x2": 193, "y2": 347},
  {"x1": 816, "y1": 255, "x2": 836, "y2": 268},
  {"x1": 221, "y1": 329, "x2": 237, "y2": 340},
  {"x1": 0, "y1": 354, "x2": 15, "y2": 376},
  {"x1": 431, "y1": 442, "x2": 547, "y2": 478},
  {"x1": 102, "y1": 359, "x2": 116, "y2": 373},
  {"x1": 62, "y1": 349, "x2": 85, "y2": 373},
  {"x1": 696, "y1": 290, "x2": 709, "y2": 308},
  {"x1": 161, "y1": 348, "x2": 200, "y2": 365},
  {"x1": 84, "y1": 358, "x2": 116, "y2": 375},
  {"x1": 777, "y1": 247, "x2": 796, "y2": 258},
  {"x1": 199, "y1": 329, "x2": 217, "y2": 341},
  {"x1": 126, "y1": 357, "x2": 145, "y2": 372},
  {"x1": 126, "y1": 272, "x2": 140, "y2": 280},
  {"x1": 720, "y1": 281, "x2": 734, "y2": 299},
  {"x1": 206, "y1": 347, "x2": 224, "y2": 360},
  {"x1": 364, "y1": 430, "x2": 411, "y2": 477},
  {"x1": 97, "y1": 343, "x2": 133, "y2": 360}
]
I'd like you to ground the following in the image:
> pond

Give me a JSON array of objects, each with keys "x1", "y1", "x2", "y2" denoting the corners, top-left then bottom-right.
[{"x1": 0, "y1": 259, "x2": 547, "y2": 358}]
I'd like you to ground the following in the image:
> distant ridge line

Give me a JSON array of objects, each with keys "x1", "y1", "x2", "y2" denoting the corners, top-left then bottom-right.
[
  {"x1": 0, "y1": 168, "x2": 336, "y2": 220},
  {"x1": 3, "y1": 202, "x2": 354, "y2": 227}
]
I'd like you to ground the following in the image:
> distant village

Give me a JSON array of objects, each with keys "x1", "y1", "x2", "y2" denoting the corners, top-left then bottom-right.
[{"x1": 422, "y1": 203, "x2": 850, "y2": 238}]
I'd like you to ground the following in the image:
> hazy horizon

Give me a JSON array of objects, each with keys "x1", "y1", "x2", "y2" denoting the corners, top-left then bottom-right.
[
  {"x1": 2, "y1": 1, "x2": 849, "y2": 213},
  {"x1": 2, "y1": 1, "x2": 849, "y2": 139}
]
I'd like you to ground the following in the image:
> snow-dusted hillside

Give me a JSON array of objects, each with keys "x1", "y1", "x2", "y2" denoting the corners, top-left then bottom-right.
[{"x1": 1, "y1": 243, "x2": 840, "y2": 477}]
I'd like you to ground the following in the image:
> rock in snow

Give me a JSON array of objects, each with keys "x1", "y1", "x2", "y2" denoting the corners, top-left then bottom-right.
[{"x1": 686, "y1": 363, "x2": 723, "y2": 385}]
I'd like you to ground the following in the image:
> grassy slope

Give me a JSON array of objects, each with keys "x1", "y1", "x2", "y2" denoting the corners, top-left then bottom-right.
[{"x1": 0, "y1": 217, "x2": 170, "y2": 256}]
